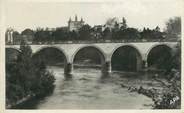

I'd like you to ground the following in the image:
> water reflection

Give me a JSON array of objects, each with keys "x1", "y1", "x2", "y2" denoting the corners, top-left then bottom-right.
[{"x1": 64, "y1": 73, "x2": 73, "y2": 80}]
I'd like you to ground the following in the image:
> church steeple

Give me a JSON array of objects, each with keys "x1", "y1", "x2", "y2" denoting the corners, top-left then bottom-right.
[{"x1": 75, "y1": 15, "x2": 78, "y2": 21}]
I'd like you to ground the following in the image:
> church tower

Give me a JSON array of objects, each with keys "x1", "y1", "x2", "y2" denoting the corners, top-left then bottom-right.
[{"x1": 68, "y1": 15, "x2": 85, "y2": 31}]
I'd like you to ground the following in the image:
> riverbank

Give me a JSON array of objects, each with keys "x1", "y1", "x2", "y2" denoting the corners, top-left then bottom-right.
[
  {"x1": 6, "y1": 93, "x2": 36, "y2": 109},
  {"x1": 118, "y1": 76, "x2": 180, "y2": 109},
  {"x1": 6, "y1": 87, "x2": 56, "y2": 109}
]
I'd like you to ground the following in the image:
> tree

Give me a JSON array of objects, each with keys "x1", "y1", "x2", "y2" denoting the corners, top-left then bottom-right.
[
  {"x1": 102, "y1": 27, "x2": 112, "y2": 40},
  {"x1": 78, "y1": 24, "x2": 92, "y2": 40},
  {"x1": 34, "y1": 28, "x2": 45, "y2": 42},
  {"x1": 6, "y1": 40, "x2": 55, "y2": 107},
  {"x1": 165, "y1": 41, "x2": 181, "y2": 76},
  {"x1": 21, "y1": 28, "x2": 35, "y2": 43},
  {"x1": 52, "y1": 27, "x2": 69, "y2": 41},
  {"x1": 155, "y1": 26, "x2": 160, "y2": 32},
  {"x1": 91, "y1": 26, "x2": 103, "y2": 40},
  {"x1": 16, "y1": 40, "x2": 34, "y2": 94},
  {"x1": 115, "y1": 28, "x2": 141, "y2": 40},
  {"x1": 153, "y1": 26, "x2": 163, "y2": 39},
  {"x1": 34, "y1": 28, "x2": 53, "y2": 43},
  {"x1": 140, "y1": 27, "x2": 163, "y2": 40},
  {"x1": 164, "y1": 17, "x2": 181, "y2": 39},
  {"x1": 68, "y1": 30, "x2": 79, "y2": 40}
]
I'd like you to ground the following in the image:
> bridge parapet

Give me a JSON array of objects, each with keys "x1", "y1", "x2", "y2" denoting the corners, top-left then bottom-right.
[{"x1": 6, "y1": 38, "x2": 179, "y2": 45}]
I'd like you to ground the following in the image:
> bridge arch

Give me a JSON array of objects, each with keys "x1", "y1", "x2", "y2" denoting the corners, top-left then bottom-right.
[
  {"x1": 146, "y1": 44, "x2": 172, "y2": 60},
  {"x1": 32, "y1": 46, "x2": 68, "y2": 66},
  {"x1": 6, "y1": 47, "x2": 21, "y2": 53},
  {"x1": 72, "y1": 45, "x2": 106, "y2": 63},
  {"x1": 110, "y1": 44, "x2": 143, "y2": 71},
  {"x1": 72, "y1": 45, "x2": 106, "y2": 71},
  {"x1": 146, "y1": 44, "x2": 172, "y2": 69}
]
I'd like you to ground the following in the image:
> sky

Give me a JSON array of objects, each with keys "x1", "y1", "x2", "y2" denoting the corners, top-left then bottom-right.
[{"x1": 4, "y1": 0, "x2": 182, "y2": 32}]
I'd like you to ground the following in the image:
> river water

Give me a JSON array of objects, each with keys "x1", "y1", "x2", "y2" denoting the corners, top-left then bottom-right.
[{"x1": 18, "y1": 66, "x2": 155, "y2": 109}]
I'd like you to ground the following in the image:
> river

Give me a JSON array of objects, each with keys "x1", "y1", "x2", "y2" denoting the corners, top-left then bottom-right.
[{"x1": 16, "y1": 66, "x2": 156, "y2": 109}]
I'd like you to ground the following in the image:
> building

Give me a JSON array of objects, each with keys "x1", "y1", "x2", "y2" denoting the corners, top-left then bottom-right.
[
  {"x1": 5, "y1": 28, "x2": 35, "y2": 44},
  {"x1": 68, "y1": 15, "x2": 85, "y2": 31},
  {"x1": 5, "y1": 28, "x2": 14, "y2": 44}
]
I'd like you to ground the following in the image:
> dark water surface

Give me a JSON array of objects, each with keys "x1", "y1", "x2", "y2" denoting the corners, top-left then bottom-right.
[{"x1": 16, "y1": 66, "x2": 154, "y2": 109}]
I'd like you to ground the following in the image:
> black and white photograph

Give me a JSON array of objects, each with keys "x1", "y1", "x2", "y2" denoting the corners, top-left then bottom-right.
[{"x1": 1, "y1": 0, "x2": 183, "y2": 111}]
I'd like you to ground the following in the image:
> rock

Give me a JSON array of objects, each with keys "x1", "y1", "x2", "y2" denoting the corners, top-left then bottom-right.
[
  {"x1": 128, "y1": 86, "x2": 138, "y2": 92},
  {"x1": 79, "y1": 78, "x2": 89, "y2": 81},
  {"x1": 120, "y1": 84, "x2": 127, "y2": 88}
]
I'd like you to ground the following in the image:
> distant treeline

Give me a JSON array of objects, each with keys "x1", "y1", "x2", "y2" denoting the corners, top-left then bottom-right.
[{"x1": 6, "y1": 17, "x2": 181, "y2": 44}]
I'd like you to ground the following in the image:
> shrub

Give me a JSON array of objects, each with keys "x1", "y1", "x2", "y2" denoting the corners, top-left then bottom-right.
[{"x1": 6, "y1": 40, "x2": 55, "y2": 107}]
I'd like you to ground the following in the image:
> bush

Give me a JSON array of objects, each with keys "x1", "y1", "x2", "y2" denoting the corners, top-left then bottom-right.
[{"x1": 6, "y1": 40, "x2": 55, "y2": 107}]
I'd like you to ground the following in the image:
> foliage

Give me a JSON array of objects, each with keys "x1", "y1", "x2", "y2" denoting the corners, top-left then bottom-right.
[
  {"x1": 164, "y1": 41, "x2": 181, "y2": 77},
  {"x1": 145, "y1": 42, "x2": 180, "y2": 109},
  {"x1": 137, "y1": 79, "x2": 180, "y2": 109},
  {"x1": 153, "y1": 67, "x2": 181, "y2": 109},
  {"x1": 52, "y1": 27, "x2": 70, "y2": 41},
  {"x1": 114, "y1": 28, "x2": 141, "y2": 39},
  {"x1": 6, "y1": 16, "x2": 181, "y2": 44},
  {"x1": 102, "y1": 27, "x2": 112, "y2": 40},
  {"x1": 154, "y1": 82, "x2": 180, "y2": 109},
  {"x1": 140, "y1": 27, "x2": 163, "y2": 39},
  {"x1": 34, "y1": 28, "x2": 53, "y2": 42},
  {"x1": 21, "y1": 28, "x2": 35, "y2": 43},
  {"x1": 78, "y1": 24, "x2": 92, "y2": 40},
  {"x1": 6, "y1": 40, "x2": 55, "y2": 107},
  {"x1": 164, "y1": 17, "x2": 181, "y2": 39}
]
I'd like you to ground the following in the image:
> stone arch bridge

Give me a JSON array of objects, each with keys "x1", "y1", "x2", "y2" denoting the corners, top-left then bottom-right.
[{"x1": 6, "y1": 41, "x2": 178, "y2": 74}]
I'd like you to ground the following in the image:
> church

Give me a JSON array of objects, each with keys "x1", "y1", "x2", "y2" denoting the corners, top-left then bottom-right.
[{"x1": 68, "y1": 15, "x2": 85, "y2": 31}]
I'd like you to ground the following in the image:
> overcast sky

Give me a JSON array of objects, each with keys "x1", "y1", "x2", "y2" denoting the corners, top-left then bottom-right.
[{"x1": 4, "y1": 0, "x2": 182, "y2": 32}]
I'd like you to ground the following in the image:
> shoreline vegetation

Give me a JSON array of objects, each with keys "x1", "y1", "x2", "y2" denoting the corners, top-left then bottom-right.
[
  {"x1": 6, "y1": 93, "x2": 35, "y2": 109},
  {"x1": 119, "y1": 71, "x2": 180, "y2": 109},
  {"x1": 6, "y1": 41, "x2": 55, "y2": 109}
]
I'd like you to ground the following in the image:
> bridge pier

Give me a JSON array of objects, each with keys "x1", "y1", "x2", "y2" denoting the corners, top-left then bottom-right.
[
  {"x1": 144, "y1": 61, "x2": 148, "y2": 68},
  {"x1": 142, "y1": 60, "x2": 148, "y2": 72},
  {"x1": 64, "y1": 63, "x2": 73, "y2": 75},
  {"x1": 102, "y1": 61, "x2": 111, "y2": 74}
]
